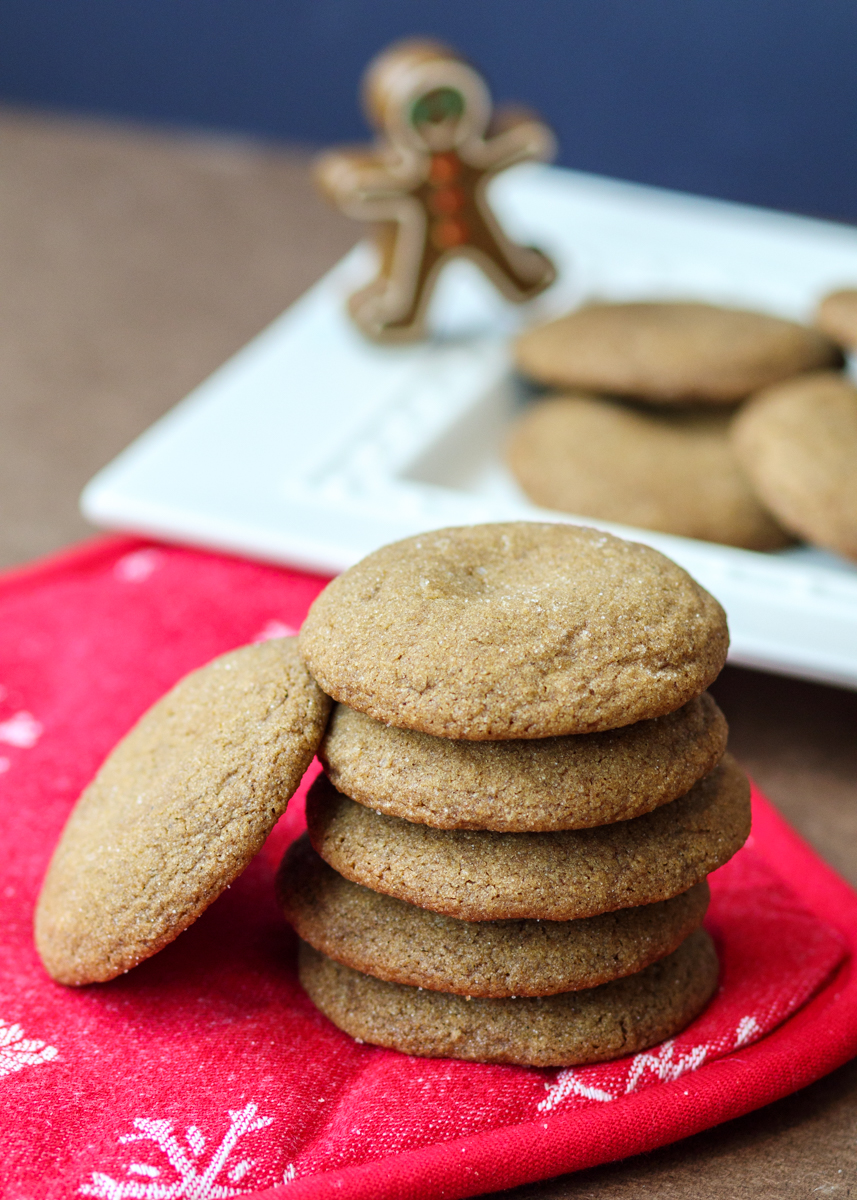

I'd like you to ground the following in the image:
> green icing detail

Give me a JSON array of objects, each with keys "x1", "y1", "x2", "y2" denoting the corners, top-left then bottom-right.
[{"x1": 411, "y1": 88, "x2": 464, "y2": 127}]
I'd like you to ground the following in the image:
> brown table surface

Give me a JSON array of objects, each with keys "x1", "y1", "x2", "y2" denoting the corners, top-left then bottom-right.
[{"x1": 1, "y1": 109, "x2": 854, "y2": 1199}]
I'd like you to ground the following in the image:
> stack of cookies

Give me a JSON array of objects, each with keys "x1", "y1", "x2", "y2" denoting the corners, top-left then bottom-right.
[
  {"x1": 282, "y1": 522, "x2": 751, "y2": 1067},
  {"x1": 507, "y1": 300, "x2": 846, "y2": 552},
  {"x1": 34, "y1": 520, "x2": 751, "y2": 1071}
]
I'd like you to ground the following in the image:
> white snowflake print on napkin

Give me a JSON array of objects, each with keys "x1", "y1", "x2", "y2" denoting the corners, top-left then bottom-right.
[
  {"x1": 80, "y1": 1102, "x2": 274, "y2": 1199},
  {"x1": 0, "y1": 1017, "x2": 57, "y2": 1078},
  {"x1": 538, "y1": 1014, "x2": 763, "y2": 1113},
  {"x1": 114, "y1": 549, "x2": 165, "y2": 583},
  {"x1": 0, "y1": 711, "x2": 42, "y2": 748},
  {"x1": 0, "y1": 704, "x2": 43, "y2": 773}
]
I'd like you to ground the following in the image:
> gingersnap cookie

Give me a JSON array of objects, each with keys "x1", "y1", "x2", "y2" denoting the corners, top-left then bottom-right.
[
  {"x1": 506, "y1": 394, "x2": 791, "y2": 550},
  {"x1": 320, "y1": 693, "x2": 727, "y2": 831},
  {"x1": 35, "y1": 638, "x2": 332, "y2": 986},
  {"x1": 279, "y1": 836, "x2": 710, "y2": 997},
  {"x1": 305, "y1": 755, "x2": 750, "y2": 921},
  {"x1": 514, "y1": 301, "x2": 841, "y2": 405},
  {"x1": 299, "y1": 523, "x2": 728, "y2": 739},
  {"x1": 732, "y1": 371, "x2": 857, "y2": 561},
  {"x1": 298, "y1": 928, "x2": 718, "y2": 1066},
  {"x1": 815, "y1": 289, "x2": 857, "y2": 349}
]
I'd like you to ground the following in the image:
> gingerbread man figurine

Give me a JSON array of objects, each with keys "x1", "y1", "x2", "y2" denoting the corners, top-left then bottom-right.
[{"x1": 315, "y1": 40, "x2": 558, "y2": 343}]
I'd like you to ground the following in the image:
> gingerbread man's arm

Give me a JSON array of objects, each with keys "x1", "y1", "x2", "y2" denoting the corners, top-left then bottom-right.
[
  {"x1": 314, "y1": 148, "x2": 423, "y2": 213},
  {"x1": 466, "y1": 108, "x2": 556, "y2": 176}
]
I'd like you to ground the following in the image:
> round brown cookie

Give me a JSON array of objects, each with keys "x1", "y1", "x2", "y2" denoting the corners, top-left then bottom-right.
[
  {"x1": 732, "y1": 371, "x2": 857, "y2": 561},
  {"x1": 298, "y1": 522, "x2": 728, "y2": 739},
  {"x1": 298, "y1": 928, "x2": 718, "y2": 1066},
  {"x1": 279, "y1": 835, "x2": 710, "y2": 997},
  {"x1": 506, "y1": 394, "x2": 792, "y2": 550},
  {"x1": 35, "y1": 638, "x2": 332, "y2": 986},
  {"x1": 815, "y1": 289, "x2": 857, "y2": 349},
  {"x1": 305, "y1": 755, "x2": 750, "y2": 921},
  {"x1": 514, "y1": 301, "x2": 841, "y2": 405},
  {"x1": 320, "y1": 693, "x2": 727, "y2": 831}
]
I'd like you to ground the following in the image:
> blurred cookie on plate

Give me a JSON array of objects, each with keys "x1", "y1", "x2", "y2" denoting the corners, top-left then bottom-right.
[
  {"x1": 732, "y1": 371, "x2": 857, "y2": 561},
  {"x1": 514, "y1": 301, "x2": 842, "y2": 405},
  {"x1": 815, "y1": 289, "x2": 857, "y2": 349},
  {"x1": 506, "y1": 392, "x2": 792, "y2": 549}
]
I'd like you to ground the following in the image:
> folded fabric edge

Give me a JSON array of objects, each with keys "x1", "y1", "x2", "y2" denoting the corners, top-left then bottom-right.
[{"x1": 247, "y1": 790, "x2": 857, "y2": 1200}]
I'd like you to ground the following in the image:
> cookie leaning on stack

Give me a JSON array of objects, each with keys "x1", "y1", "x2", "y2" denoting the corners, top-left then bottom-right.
[
  {"x1": 35, "y1": 638, "x2": 332, "y2": 985},
  {"x1": 285, "y1": 522, "x2": 750, "y2": 1067}
]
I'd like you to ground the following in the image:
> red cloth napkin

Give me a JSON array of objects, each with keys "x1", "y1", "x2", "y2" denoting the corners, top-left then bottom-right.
[{"x1": 1, "y1": 536, "x2": 855, "y2": 1200}]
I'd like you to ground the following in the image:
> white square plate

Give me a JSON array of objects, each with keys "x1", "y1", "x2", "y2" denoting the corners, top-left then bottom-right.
[{"x1": 81, "y1": 164, "x2": 857, "y2": 690}]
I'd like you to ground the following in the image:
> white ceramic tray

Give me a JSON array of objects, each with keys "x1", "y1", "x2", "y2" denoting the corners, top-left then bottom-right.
[{"x1": 81, "y1": 163, "x2": 857, "y2": 691}]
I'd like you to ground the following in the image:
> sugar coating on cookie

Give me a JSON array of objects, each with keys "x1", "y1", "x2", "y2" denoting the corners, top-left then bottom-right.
[
  {"x1": 279, "y1": 836, "x2": 710, "y2": 996},
  {"x1": 320, "y1": 693, "x2": 728, "y2": 830},
  {"x1": 506, "y1": 394, "x2": 791, "y2": 550},
  {"x1": 732, "y1": 371, "x2": 857, "y2": 561},
  {"x1": 514, "y1": 301, "x2": 841, "y2": 405},
  {"x1": 299, "y1": 523, "x2": 728, "y2": 739},
  {"x1": 305, "y1": 755, "x2": 750, "y2": 921},
  {"x1": 298, "y1": 929, "x2": 719, "y2": 1066},
  {"x1": 35, "y1": 638, "x2": 332, "y2": 985}
]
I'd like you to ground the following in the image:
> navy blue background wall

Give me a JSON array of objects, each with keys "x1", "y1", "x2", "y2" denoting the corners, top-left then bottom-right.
[{"x1": 1, "y1": 0, "x2": 855, "y2": 220}]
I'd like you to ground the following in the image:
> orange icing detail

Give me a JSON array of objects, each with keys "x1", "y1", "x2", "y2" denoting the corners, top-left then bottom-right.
[{"x1": 431, "y1": 217, "x2": 470, "y2": 249}]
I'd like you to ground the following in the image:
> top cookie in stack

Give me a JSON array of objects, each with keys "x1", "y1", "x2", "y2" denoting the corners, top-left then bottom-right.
[
  {"x1": 285, "y1": 522, "x2": 749, "y2": 1067},
  {"x1": 298, "y1": 522, "x2": 728, "y2": 739},
  {"x1": 507, "y1": 301, "x2": 843, "y2": 550}
]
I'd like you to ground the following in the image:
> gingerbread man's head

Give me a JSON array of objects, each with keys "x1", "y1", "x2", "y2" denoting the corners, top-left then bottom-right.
[{"x1": 363, "y1": 40, "x2": 491, "y2": 155}]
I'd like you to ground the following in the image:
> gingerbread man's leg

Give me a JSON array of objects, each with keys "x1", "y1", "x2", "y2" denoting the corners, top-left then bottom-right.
[
  {"x1": 465, "y1": 194, "x2": 556, "y2": 302},
  {"x1": 348, "y1": 197, "x2": 445, "y2": 341}
]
